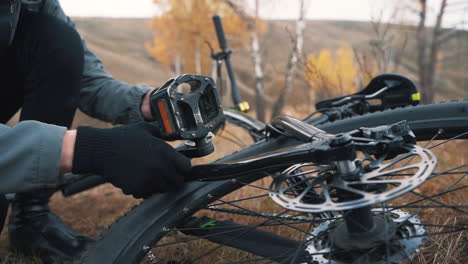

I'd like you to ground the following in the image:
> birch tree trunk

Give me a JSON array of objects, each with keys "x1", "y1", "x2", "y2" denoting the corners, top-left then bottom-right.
[
  {"x1": 416, "y1": 0, "x2": 428, "y2": 102},
  {"x1": 174, "y1": 55, "x2": 182, "y2": 76},
  {"x1": 271, "y1": 0, "x2": 307, "y2": 119},
  {"x1": 174, "y1": 55, "x2": 183, "y2": 92},
  {"x1": 252, "y1": 0, "x2": 265, "y2": 122},
  {"x1": 195, "y1": 39, "x2": 202, "y2": 75},
  {"x1": 225, "y1": 0, "x2": 265, "y2": 122}
]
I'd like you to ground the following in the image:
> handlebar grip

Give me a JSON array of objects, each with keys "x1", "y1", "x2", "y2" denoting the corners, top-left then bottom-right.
[
  {"x1": 61, "y1": 146, "x2": 197, "y2": 196},
  {"x1": 213, "y1": 15, "x2": 228, "y2": 50},
  {"x1": 62, "y1": 175, "x2": 106, "y2": 197}
]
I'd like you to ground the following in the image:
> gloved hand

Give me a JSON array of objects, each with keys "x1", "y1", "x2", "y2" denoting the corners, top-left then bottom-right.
[{"x1": 71, "y1": 122, "x2": 191, "y2": 198}]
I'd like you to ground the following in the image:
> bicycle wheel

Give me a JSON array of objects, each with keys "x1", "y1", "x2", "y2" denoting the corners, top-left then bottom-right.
[{"x1": 82, "y1": 101, "x2": 468, "y2": 264}]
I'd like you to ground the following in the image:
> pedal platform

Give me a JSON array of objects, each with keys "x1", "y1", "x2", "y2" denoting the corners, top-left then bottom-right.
[{"x1": 150, "y1": 74, "x2": 225, "y2": 157}]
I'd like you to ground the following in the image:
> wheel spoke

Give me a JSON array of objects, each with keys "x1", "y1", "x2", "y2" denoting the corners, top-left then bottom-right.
[
  {"x1": 155, "y1": 225, "x2": 254, "y2": 248},
  {"x1": 369, "y1": 164, "x2": 421, "y2": 179},
  {"x1": 210, "y1": 194, "x2": 270, "y2": 207},
  {"x1": 395, "y1": 172, "x2": 467, "y2": 228},
  {"x1": 189, "y1": 209, "x2": 293, "y2": 263},
  {"x1": 428, "y1": 131, "x2": 468, "y2": 149},
  {"x1": 402, "y1": 187, "x2": 468, "y2": 214},
  {"x1": 237, "y1": 180, "x2": 270, "y2": 191},
  {"x1": 429, "y1": 164, "x2": 468, "y2": 180},
  {"x1": 217, "y1": 200, "x2": 316, "y2": 237},
  {"x1": 391, "y1": 179, "x2": 468, "y2": 215}
]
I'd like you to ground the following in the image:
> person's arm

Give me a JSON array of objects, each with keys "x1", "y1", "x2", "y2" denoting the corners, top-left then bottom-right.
[
  {"x1": 42, "y1": 0, "x2": 153, "y2": 124},
  {"x1": 0, "y1": 121, "x2": 190, "y2": 197},
  {"x1": 0, "y1": 122, "x2": 66, "y2": 194},
  {"x1": 60, "y1": 130, "x2": 76, "y2": 175}
]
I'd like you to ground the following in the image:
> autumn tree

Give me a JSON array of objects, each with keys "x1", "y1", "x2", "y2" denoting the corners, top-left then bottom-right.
[
  {"x1": 306, "y1": 46, "x2": 358, "y2": 101},
  {"x1": 223, "y1": 0, "x2": 267, "y2": 122},
  {"x1": 146, "y1": 0, "x2": 248, "y2": 76}
]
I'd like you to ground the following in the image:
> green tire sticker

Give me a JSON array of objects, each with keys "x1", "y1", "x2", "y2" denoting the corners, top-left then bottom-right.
[{"x1": 200, "y1": 220, "x2": 217, "y2": 228}]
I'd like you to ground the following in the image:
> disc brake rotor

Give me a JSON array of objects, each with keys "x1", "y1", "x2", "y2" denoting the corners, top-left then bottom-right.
[
  {"x1": 305, "y1": 209, "x2": 426, "y2": 264},
  {"x1": 269, "y1": 144, "x2": 436, "y2": 212}
]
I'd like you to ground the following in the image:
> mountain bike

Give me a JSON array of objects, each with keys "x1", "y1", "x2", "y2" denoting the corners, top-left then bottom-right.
[{"x1": 65, "y1": 16, "x2": 467, "y2": 264}]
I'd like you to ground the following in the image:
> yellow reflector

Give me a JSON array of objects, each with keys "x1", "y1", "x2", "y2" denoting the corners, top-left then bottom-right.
[
  {"x1": 411, "y1": 93, "x2": 421, "y2": 101},
  {"x1": 238, "y1": 102, "x2": 250, "y2": 113}
]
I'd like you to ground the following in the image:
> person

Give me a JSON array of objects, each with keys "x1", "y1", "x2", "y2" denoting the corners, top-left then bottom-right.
[
  {"x1": 0, "y1": 0, "x2": 190, "y2": 261},
  {"x1": 0, "y1": 121, "x2": 191, "y2": 260}
]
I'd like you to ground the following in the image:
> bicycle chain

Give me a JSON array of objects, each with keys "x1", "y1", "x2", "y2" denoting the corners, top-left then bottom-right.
[{"x1": 207, "y1": 206, "x2": 333, "y2": 222}]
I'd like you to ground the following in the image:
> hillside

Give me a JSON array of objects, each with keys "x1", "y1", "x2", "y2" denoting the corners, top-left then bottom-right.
[
  {"x1": 72, "y1": 18, "x2": 467, "y2": 106},
  {"x1": 74, "y1": 18, "x2": 171, "y2": 85},
  {"x1": 5, "y1": 17, "x2": 465, "y2": 128},
  {"x1": 72, "y1": 18, "x2": 378, "y2": 92}
]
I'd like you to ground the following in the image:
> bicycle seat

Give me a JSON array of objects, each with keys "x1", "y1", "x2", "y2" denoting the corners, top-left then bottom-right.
[{"x1": 316, "y1": 73, "x2": 420, "y2": 111}]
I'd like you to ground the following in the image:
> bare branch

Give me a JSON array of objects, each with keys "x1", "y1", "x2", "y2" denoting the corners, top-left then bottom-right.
[
  {"x1": 223, "y1": 0, "x2": 266, "y2": 121},
  {"x1": 416, "y1": 0, "x2": 428, "y2": 95},
  {"x1": 392, "y1": 33, "x2": 408, "y2": 72},
  {"x1": 437, "y1": 28, "x2": 461, "y2": 45}
]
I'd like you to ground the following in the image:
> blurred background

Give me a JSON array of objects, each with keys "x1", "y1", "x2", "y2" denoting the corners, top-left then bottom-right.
[
  {"x1": 3, "y1": 0, "x2": 468, "y2": 262},
  {"x1": 56, "y1": 0, "x2": 468, "y2": 128}
]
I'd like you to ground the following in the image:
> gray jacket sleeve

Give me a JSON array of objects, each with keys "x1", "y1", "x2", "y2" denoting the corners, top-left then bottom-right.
[
  {"x1": 41, "y1": 0, "x2": 151, "y2": 124},
  {"x1": 0, "y1": 122, "x2": 65, "y2": 193}
]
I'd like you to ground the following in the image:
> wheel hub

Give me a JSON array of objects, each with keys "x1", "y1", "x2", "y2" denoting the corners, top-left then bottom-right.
[{"x1": 305, "y1": 209, "x2": 426, "y2": 264}]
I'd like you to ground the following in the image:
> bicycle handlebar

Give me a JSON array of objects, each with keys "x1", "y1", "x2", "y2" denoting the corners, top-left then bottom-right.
[
  {"x1": 211, "y1": 15, "x2": 244, "y2": 109},
  {"x1": 61, "y1": 140, "x2": 204, "y2": 196},
  {"x1": 62, "y1": 174, "x2": 105, "y2": 196},
  {"x1": 213, "y1": 15, "x2": 228, "y2": 50}
]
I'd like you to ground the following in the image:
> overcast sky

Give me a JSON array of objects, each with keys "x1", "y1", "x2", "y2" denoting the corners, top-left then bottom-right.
[
  {"x1": 60, "y1": 0, "x2": 467, "y2": 28},
  {"x1": 59, "y1": 0, "x2": 385, "y2": 20}
]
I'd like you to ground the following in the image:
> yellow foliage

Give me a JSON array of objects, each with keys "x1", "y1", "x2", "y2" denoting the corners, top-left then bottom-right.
[
  {"x1": 147, "y1": 0, "x2": 250, "y2": 75},
  {"x1": 306, "y1": 46, "x2": 358, "y2": 101}
]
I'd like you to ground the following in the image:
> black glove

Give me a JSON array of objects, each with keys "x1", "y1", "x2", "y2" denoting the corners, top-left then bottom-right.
[{"x1": 72, "y1": 123, "x2": 191, "y2": 198}]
